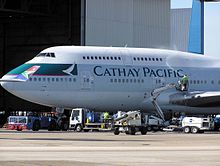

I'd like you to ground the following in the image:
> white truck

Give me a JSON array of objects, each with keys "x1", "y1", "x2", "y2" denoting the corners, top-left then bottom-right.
[
  {"x1": 182, "y1": 117, "x2": 214, "y2": 133},
  {"x1": 69, "y1": 108, "x2": 112, "y2": 132}
]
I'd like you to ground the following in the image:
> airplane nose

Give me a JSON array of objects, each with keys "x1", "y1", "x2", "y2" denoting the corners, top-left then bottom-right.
[{"x1": 0, "y1": 75, "x2": 15, "y2": 92}]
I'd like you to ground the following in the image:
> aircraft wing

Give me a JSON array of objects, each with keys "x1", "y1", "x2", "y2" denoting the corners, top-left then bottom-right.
[{"x1": 170, "y1": 91, "x2": 220, "y2": 107}]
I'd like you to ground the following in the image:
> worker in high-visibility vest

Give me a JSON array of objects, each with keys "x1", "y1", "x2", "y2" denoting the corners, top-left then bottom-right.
[
  {"x1": 181, "y1": 74, "x2": 189, "y2": 91},
  {"x1": 104, "y1": 112, "x2": 110, "y2": 122}
]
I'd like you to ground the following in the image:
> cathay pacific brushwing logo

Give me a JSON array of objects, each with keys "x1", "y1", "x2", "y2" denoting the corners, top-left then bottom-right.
[{"x1": 62, "y1": 64, "x2": 78, "y2": 76}]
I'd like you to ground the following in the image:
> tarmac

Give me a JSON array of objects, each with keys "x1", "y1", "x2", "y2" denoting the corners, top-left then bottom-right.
[{"x1": 0, "y1": 129, "x2": 220, "y2": 166}]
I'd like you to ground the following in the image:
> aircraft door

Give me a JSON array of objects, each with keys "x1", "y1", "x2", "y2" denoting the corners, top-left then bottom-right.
[
  {"x1": 121, "y1": 50, "x2": 132, "y2": 66},
  {"x1": 80, "y1": 71, "x2": 94, "y2": 90}
]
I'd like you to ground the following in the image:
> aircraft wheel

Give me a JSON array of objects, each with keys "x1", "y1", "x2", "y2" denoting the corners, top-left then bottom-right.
[
  {"x1": 183, "y1": 126, "x2": 191, "y2": 133},
  {"x1": 61, "y1": 122, "x2": 69, "y2": 131},
  {"x1": 76, "y1": 124, "x2": 83, "y2": 132},
  {"x1": 191, "y1": 127, "x2": 199, "y2": 134}
]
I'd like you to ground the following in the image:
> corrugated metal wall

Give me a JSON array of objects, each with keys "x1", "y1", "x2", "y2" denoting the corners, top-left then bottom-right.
[
  {"x1": 171, "y1": 8, "x2": 192, "y2": 52},
  {"x1": 85, "y1": 0, "x2": 170, "y2": 48}
]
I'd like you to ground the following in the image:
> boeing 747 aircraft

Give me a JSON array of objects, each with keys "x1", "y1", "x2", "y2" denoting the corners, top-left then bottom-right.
[{"x1": 1, "y1": 46, "x2": 220, "y2": 119}]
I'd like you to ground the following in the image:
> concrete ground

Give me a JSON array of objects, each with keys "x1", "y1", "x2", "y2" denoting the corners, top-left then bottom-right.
[{"x1": 0, "y1": 130, "x2": 220, "y2": 166}]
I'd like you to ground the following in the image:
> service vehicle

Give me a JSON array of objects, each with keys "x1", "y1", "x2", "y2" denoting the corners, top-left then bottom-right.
[
  {"x1": 145, "y1": 115, "x2": 165, "y2": 131},
  {"x1": 182, "y1": 116, "x2": 214, "y2": 133},
  {"x1": 8, "y1": 116, "x2": 28, "y2": 131},
  {"x1": 113, "y1": 111, "x2": 148, "y2": 135},
  {"x1": 7, "y1": 115, "x2": 58, "y2": 131},
  {"x1": 69, "y1": 108, "x2": 112, "y2": 132}
]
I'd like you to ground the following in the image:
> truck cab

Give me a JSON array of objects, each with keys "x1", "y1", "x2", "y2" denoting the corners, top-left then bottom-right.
[{"x1": 69, "y1": 108, "x2": 111, "y2": 132}]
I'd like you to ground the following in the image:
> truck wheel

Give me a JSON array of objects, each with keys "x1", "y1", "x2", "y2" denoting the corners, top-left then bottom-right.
[
  {"x1": 76, "y1": 125, "x2": 82, "y2": 132},
  {"x1": 114, "y1": 128, "x2": 120, "y2": 135},
  {"x1": 16, "y1": 126, "x2": 23, "y2": 131},
  {"x1": 48, "y1": 120, "x2": 57, "y2": 131},
  {"x1": 32, "y1": 120, "x2": 40, "y2": 131},
  {"x1": 191, "y1": 127, "x2": 199, "y2": 134},
  {"x1": 140, "y1": 127, "x2": 147, "y2": 135},
  {"x1": 183, "y1": 126, "x2": 191, "y2": 133},
  {"x1": 147, "y1": 126, "x2": 152, "y2": 131},
  {"x1": 129, "y1": 127, "x2": 136, "y2": 135}
]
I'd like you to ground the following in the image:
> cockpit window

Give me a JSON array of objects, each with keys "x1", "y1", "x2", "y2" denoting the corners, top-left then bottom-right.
[{"x1": 36, "y1": 52, "x2": 55, "y2": 58}]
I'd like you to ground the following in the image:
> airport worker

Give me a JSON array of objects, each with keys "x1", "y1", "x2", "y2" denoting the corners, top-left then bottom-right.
[
  {"x1": 104, "y1": 112, "x2": 110, "y2": 123},
  {"x1": 181, "y1": 74, "x2": 189, "y2": 91}
]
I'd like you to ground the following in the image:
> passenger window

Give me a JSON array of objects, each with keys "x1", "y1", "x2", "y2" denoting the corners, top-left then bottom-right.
[
  {"x1": 137, "y1": 57, "x2": 140, "y2": 61},
  {"x1": 52, "y1": 78, "x2": 55, "y2": 82},
  {"x1": 145, "y1": 58, "x2": 147, "y2": 61},
  {"x1": 118, "y1": 57, "x2": 121, "y2": 60},
  {"x1": 99, "y1": 57, "x2": 102, "y2": 60},
  {"x1": 83, "y1": 57, "x2": 85, "y2": 59},
  {"x1": 110, "y1": 57, "x2": 113, "y2": 60},
  {"x1": 95, "y1": 56, "x2": 98, "y2": 60},
  {"x1": 91, "y1": 56, "x2": 94, "y2": 60},
  {"x1": 134, "y1": 57, "x2": 136, "y2": 61},
  {"x1": 149, "y1": 58, "x2": 151, "y2": 61},
  {"x1": 103, "y1": 57, "x2": 105, "y2": 60},
  {"x1": 114, "y1": 57, "x2": 117, "y2": 60},
  {"x1": 141, "y1": 57, "x2": 143, "y2": 61},
  {"x1": 87, "y1": 56, "x2": 90, "y2": 60},
  {"x1": 107, "y1": 57, "x2": 109, "y2": 60}
]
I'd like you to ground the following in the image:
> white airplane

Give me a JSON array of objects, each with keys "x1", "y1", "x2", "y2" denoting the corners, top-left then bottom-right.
[{"x1": 1, "y1": 46, "x2": 220, "y2": 119}]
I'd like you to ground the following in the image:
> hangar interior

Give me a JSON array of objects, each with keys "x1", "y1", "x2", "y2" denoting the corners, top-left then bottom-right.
[
  {"x1": 0, "y1": 0, "x2": 81, "y2": 111},
  {"x1": 0, "y1": 0, "x2": 193, "y2": 112}
]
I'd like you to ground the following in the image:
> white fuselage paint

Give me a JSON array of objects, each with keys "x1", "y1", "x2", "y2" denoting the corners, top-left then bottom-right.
[{"x1": 1, "y1": 46, "x2": 220, "y2": 114}]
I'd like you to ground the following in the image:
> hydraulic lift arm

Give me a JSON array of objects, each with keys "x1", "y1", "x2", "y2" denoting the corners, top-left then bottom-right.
[{"x1": 151, "y1": 83, "x2": 176, "y2": 121}]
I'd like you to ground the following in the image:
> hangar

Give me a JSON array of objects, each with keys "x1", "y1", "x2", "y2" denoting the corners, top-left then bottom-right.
[{"x1": 0, "y1": 0, "x2": 172, "y2": 112}]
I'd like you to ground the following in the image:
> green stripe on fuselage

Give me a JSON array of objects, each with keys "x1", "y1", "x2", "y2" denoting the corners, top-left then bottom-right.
[{"x1": 7, "y1": 63, "x2": 78, "y2": 76}]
